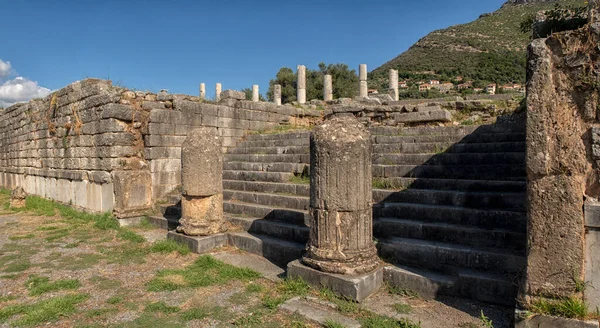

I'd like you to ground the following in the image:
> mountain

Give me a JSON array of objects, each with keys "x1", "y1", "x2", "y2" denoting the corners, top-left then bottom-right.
[{"x1": 370, "y1": 0, "x2": 585, "y2": 90}]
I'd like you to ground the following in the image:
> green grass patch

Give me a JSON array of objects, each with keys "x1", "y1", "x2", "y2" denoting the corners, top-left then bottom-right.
[
  {"x1": 147, "y1": 255, "x2": 260, "y2": 292},
  {"x1": 88, "y1": 276, "x2": 122, "y2": 290},
  {"x1": 392, "y1": 303, "x2": 412, "y2": 314},
  {"x1": 100, "y1": 243, "x2": 148, "y2": 265},
  {"x1": 324, "y1": 319, "x2": 347, "y2": 328},
  {"x1": 386, "y1": 284, "x2": 419, "y2": 298},
  {"x1": 530, "y1": 296, "x2": 589, "y2": 319},
  {"x1": 358, "y1": 313, "x2": 421, "y2": 328},
  {"x1": 56, "y1": 253, "x2": 104, "y2": 271},
  {"x1": 144, "y1": 301, "x2": 180, "y2": 314},
  {"x1": 0, "y1": 293, "x2": 88, "y2": 326},
  {"x1": 2, "y1": 258, "x2": 31, "y2": 273},
  {"x1": 0, "y1": 274, "x2": 19, "y2": 280},
  {"x1": 106, "y1": 296, "x2": 124, "y2": 305},
  {"x1": 116, "y1": 228, "x2": 145, "y2": 243},
  {"x1": 8, "y1": 233, "x2": 35, "y2": 240},
  {"x1": 246, "y1": 283, "x2": 264, "y2": 293},
  {"x1": 277, "y1": 277, "x2": 310, "y2": 297},
  {"x1": 289, "y1": 174, "x2": 310, "y2": 184},
  {"x1": 86, "y1": 307, "x2": 118, "y2": 318},
  {"x1": 44, "y1": 228, "x2": 70, "y2": 241},
  {"x1": 0, "y1": 295, "x2": 17, "y2": 302},
  {"x1": 150, "y1": 240, "x2": 191, "y2": 255},
  {"x1": 320, "y1": 288, "x2": 360, "y2": 314},
  {"x1": 36, "y1": 225, "x2": 60, "y2": 231},
  {"x1": 180, "y1": 305, "x2": 228, "y2": 322},
  {"x1": 26, "y1": 275, "x2": 81, "y2": 296}
]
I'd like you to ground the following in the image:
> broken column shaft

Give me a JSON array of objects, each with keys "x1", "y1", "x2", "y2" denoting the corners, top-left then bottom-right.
[
  {"x1": 303, "y1": 116, "x2": 379, "y2": 275},
  {"x1": 274, "y1": 84, "x2": 282, "y2": 105},
  {"x1": 177, "y1": 127, "x2": 225, "y2": 235},
  {"x1": 199, "y1": 83, "x2": 206, "y2": 100},
  {"x1": 215, "y1": 83, "x2": 222, "y2": 102},
  {"x1": 252, "y1": 85, "x2": 259, "y2": 102},
  {"x1": 324, "y1": 74, "x2": 333, "y2": 101},
  {"x1": 359, "y1": 64, "x2": 368, "y2": 97},
  {"x1": 389, "y1": 69, "x2": 399, "y2": 101},
  {"x1": 297, "y1": 65, "x2": 306, "y2": 104}
]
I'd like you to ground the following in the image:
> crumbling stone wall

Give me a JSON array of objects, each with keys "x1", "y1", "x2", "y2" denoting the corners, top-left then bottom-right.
[{"x1": 523, "y1": 4, "x2": 600, "y2": 307}]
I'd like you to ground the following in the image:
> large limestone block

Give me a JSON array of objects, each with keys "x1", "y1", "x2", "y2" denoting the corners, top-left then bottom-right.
[
  {"x1": 177, "y1": 194, "x2": 225, "y2": 236},
  {"x1": 112, "y1": 170, "x2": 151, "y2": 218},
  {"x1": 181, "y1": 128, "x2": 222, "y2": 196}
]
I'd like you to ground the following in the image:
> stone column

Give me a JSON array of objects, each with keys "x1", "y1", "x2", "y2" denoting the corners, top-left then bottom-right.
[
  {"x1": 297, "y1": 65, "x2": 306, "y2": 104},
  {"x1": 303, "y1": 116, "x2": 379, "y2": 275},
  {"x1": 215, "y1": 83, "x2": 222, "y2": 102},
  {"x1": 389, "y1": 69, "x2": 399, "y2": 101},
  {"x1": 359, "y1": 64, "x2": 368, "y2": 97},
  {"x1": 252, "y1": 84, "x2": 259, "y2": 102},
  {"x1": 176, "y1": 127, "x2": 225, "y2": 236},
  {"x1": 199, "y1": 83, "x2": 206, "y2": 100},
  {"x1": 274, "y1": 84, "x2": 282, "y2": 106},
  {"x1": 323, "y1": 74, "x2": 333, "y2": 101}
]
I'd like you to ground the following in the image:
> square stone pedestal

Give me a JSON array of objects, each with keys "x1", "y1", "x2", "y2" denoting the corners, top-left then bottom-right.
[
  {"x1": 167, "y1": 231, "x2": 228, "y2": 254},
  {"x1": 287, "y1": 260, "x2": 383, "y2": 302}
]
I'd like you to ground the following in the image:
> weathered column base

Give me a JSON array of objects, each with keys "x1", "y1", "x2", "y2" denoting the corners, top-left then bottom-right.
[
  {"x1": 167, "y1": 231, "x2": 228, "y2": 254},
  {"x1": 287, "y1": 259, "x2": 383, "y2": 302},
  {"x1": 176, "y1": 193, "x2": 225, "y2": 236}
]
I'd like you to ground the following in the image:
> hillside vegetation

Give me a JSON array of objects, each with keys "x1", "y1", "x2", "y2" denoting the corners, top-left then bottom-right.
[{"x1": 370, "y1": 0, "x2": 586, "y2": 91}]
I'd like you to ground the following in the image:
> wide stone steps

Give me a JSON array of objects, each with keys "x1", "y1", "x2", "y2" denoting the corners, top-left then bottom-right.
[
  {"x1": 375, "y1": 202, "x2": 526, "y2": 232},
  {"x1": 224, "y1": 154, "x2": 310, "y2": 164},
  {"x1": 372, "y1": 189, "x2": 525, "y2": 211},
  {"x1": 374, "y1": 217, "x2": 525, "y2": 252},
  {"x1": 373, "y1": 132, "x2": 526, "y2": 145},
  {"x1": 373, "y1": 142, "x2": 525, "y2": 154},
  {"x1": 227, "y1": 231, "x2": 305, "y2": 267},
  {"x1": 223, "y1": 200, "x2": 308, "y2": 227},
  {"x1": 227, "y1": 146, "x2": 308, "y2": 155},
  {"x1": 378, "y1": 237, "x2": 525, "y2": 275},
  {"x1": 227, "y1": 215, "x2": 309, "y2": 244},
  {"x1": 369, "y1": 124, "x2": 524, "y2": 136},
  {"x1": 223, "y1": 162, "x2": 308, "y2": 173},
  {"x1": 373, "y1": 177, "x2": 526, "y2": 192},
  {"x1": 223, "y1": 180, "x2": 310, "y2": 195},
  {"x1": 372, "y1": 152, "x2": 525, "y2": 166},
  {"x1": 223, "y1": 190, "x2": 309, "y2": 211},
  {"x1": 373, "y1": 164, "x2": 525, "y2": 180},
  {"x1": 222, "y1": 170, "x2": 294, "y2": 183}
]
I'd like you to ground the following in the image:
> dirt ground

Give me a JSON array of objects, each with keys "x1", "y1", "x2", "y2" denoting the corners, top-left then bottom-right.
[{"x1": 0, "y1": 197, "x2": 513, "y2": 328}]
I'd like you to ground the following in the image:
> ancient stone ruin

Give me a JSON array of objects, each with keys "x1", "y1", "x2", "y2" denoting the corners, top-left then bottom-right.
[{"x1": 1, "y1": 4, "x2": 599, "y2": 324}]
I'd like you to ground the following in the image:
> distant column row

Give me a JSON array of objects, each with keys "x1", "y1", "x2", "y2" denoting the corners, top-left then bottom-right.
[{"x1": 198, "y1": 64, "x2": 400, "y2": 105}]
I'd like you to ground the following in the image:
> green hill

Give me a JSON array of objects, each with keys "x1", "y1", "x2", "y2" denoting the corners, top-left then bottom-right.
[{"x1": 370, "y1": 0, "x2": 585, "y2": 92}]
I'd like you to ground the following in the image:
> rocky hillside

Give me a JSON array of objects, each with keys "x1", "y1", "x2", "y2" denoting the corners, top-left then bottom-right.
[{"x1": 370, "y1": 0, "x2": 585, "y2": 89}]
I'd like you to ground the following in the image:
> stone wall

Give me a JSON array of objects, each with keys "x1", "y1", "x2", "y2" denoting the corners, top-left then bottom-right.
[
  {"x1": 522, "y1": 8, "x2": 600, "y2": 307},
  {"x1": 0, "y1": 79, "x2": 323, "y2": 211}
]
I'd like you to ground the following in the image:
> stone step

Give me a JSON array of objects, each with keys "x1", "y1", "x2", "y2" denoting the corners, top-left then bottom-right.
[
  {"x1": 373, "y1": 152, "x2": 525, "y2": 166},
  {"x1": 228, "y1": 231, "x2": 305, "y2": 267},
  {"x1": 224, "y1": 200, "x2": 309, "y2": 227},
  {"x1": 227, "y1": 215, "x2": 309, "y2": 243},
  {"x1": 374, "y1": 217, "x2": 526, "y2": 252},
  {"x1": 372, "y1": 189, "x2": 525, "y2": 211},
  {"x1": 146, "y1": 214, "x2": 179, "y2": 230},
  {"x1": 374, "y1": 141, "x2": 526, "y2": 154},
  {"x1": 375, "y1": 203, "x2": 526, "y2": 232},
  {"x1": 223, "y1": 162, "x2": 309, "y2": 173},
  {"x1": 228, "y1": 146, "x2": 309, "y2": 155},
  {"x1": 369, "y1": 124, "x2": 524, "y2": 136},
  {"x1": 158, "y1": 203, "x2": 181, "y2": 218},
  {"x1": 373, "y1": 133, "x2": 525, "y2": 145},
  {"x1": 243, "y1": 131, "x2": 310, "y2": 142},
  {"x1": 383, "y1": 265, "x2": 518, "y2": 306},
  {"x1": 223, "y1": 190, "x2": 309, "y2": 211},
  {"x1": 373, "y1": 164, "x2": 525, "y2": 180},
  {"x1": 378, "y1": 237, "x2": 525, "y2": 275},
  {"x1": 222, "y1": 170, "x2": 294, "y2": 183},
  {"x1": 224, "y1": 154, "x2": 310, "y2": 164},
  {"x1": 238, "y1": 138, "x2": 310, "y2": 148},
  {"x1": 372, "y1": 177, "x2": 526, "y2": 193},
  {"x1": 223, "y1": 180, "x2": 310, "y2": 196}
]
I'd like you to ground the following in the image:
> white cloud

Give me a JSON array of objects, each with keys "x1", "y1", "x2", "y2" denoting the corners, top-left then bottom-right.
[
  {"x1": 0, "y1": 59, "x2": 12, "y2": 78},
  {"x1": 0, "y1": 58, "x2": 52, "y2": 108},
  {"x1": 0, "y1": 77, "x2": 51, "y2": 108}
]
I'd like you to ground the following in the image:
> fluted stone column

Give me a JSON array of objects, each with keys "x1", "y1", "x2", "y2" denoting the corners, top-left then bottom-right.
[
  {"x1": 215, "y1": 83, "x2": 222, "y2": 102},
  {"x1": 359, "y1": 64, "x2": 368, "y2": 97},
  {"x1": 297, "y1": 65, "x2": 306, "y2": 104},
  {"x1": 199, "y1": 83, "x2": 206, "y2": 100},
  {"x1": 324, "y1": 74, "x2": 333, "y2": 101},
  {"x1": 252, "y1": 84, "x2": 259, "y2": 102},
  {"x1": 177, "y1": 127, "x2": 225, "y2": 236},
  {"x1": 303, "y1": 116, "x2": 379, "y2": 275},
  {"x1": 389, "y1": 69, "x2": 399, "y2": 101},
  {"x1": 274, "y1": 84, "x2": 282, "y2": 106}
]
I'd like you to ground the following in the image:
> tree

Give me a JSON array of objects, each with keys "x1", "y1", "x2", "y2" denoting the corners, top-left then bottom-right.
[{"x1": 267, "y1": 62, "x2": 359, "y2": 103}]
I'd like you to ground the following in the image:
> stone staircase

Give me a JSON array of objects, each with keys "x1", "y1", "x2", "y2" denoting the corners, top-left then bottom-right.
[{"x1": 152, "y1": 123, "x2": 527, "y2": 306}]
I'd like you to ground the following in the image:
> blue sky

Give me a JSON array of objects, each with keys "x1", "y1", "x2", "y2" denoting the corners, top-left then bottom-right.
[{"x1": 0, "y1": 0, "x2": 506, "y2": 105}]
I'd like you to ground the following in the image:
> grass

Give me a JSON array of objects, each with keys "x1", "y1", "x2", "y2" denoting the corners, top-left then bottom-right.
[
  {"x1": 359, "y1": 313, "x2": 421, "y2": 328},
  {"x1": 149, "y1": 239, "x2": 191, "y2": 255},
  {"x1": 147, "y1": 255, "x2": 260, "y2": 291},
  {"x1": 144, "y1": 301, "x2": 181, "y2": 314},
  {"x1": 277, "y1": 277, "x2": 311, "y2": 296},
  {"x1": 319, "y1": 288, "x2": 360, "y2": 314},
  {"x1": 324, "y1": 319, "x2": 347, "y2": 328},
  {"x1": 25, "y1": 275, "x2": 81, "y2": 296},
  {"x1": 2, "y1": 258, "x2": 32, "y2": 273},
  {"x1": 392, "y1": 303, "x2": 412, "y2": 314},
  {"x1": 0, "y1": 295, "x2": 17, "y2": 302},
  {"x1": 106, "y1": 296, "x2": 124, "y2": 305},
  {"x1": 529, "y1": 296, "x2": 590, "y2": 319},
  {"x1": 0, "y1": 293, "x2": 88, "y2": 326},
  {"x1": 289, "y1": 174, "x2": 310, "y2": 184},
  {"x1": 386, "y1": 284, "x2": 420, "y2": 298},
  {"x1": 8, "y1": 233, "x2": 35, "y2": 240}
]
